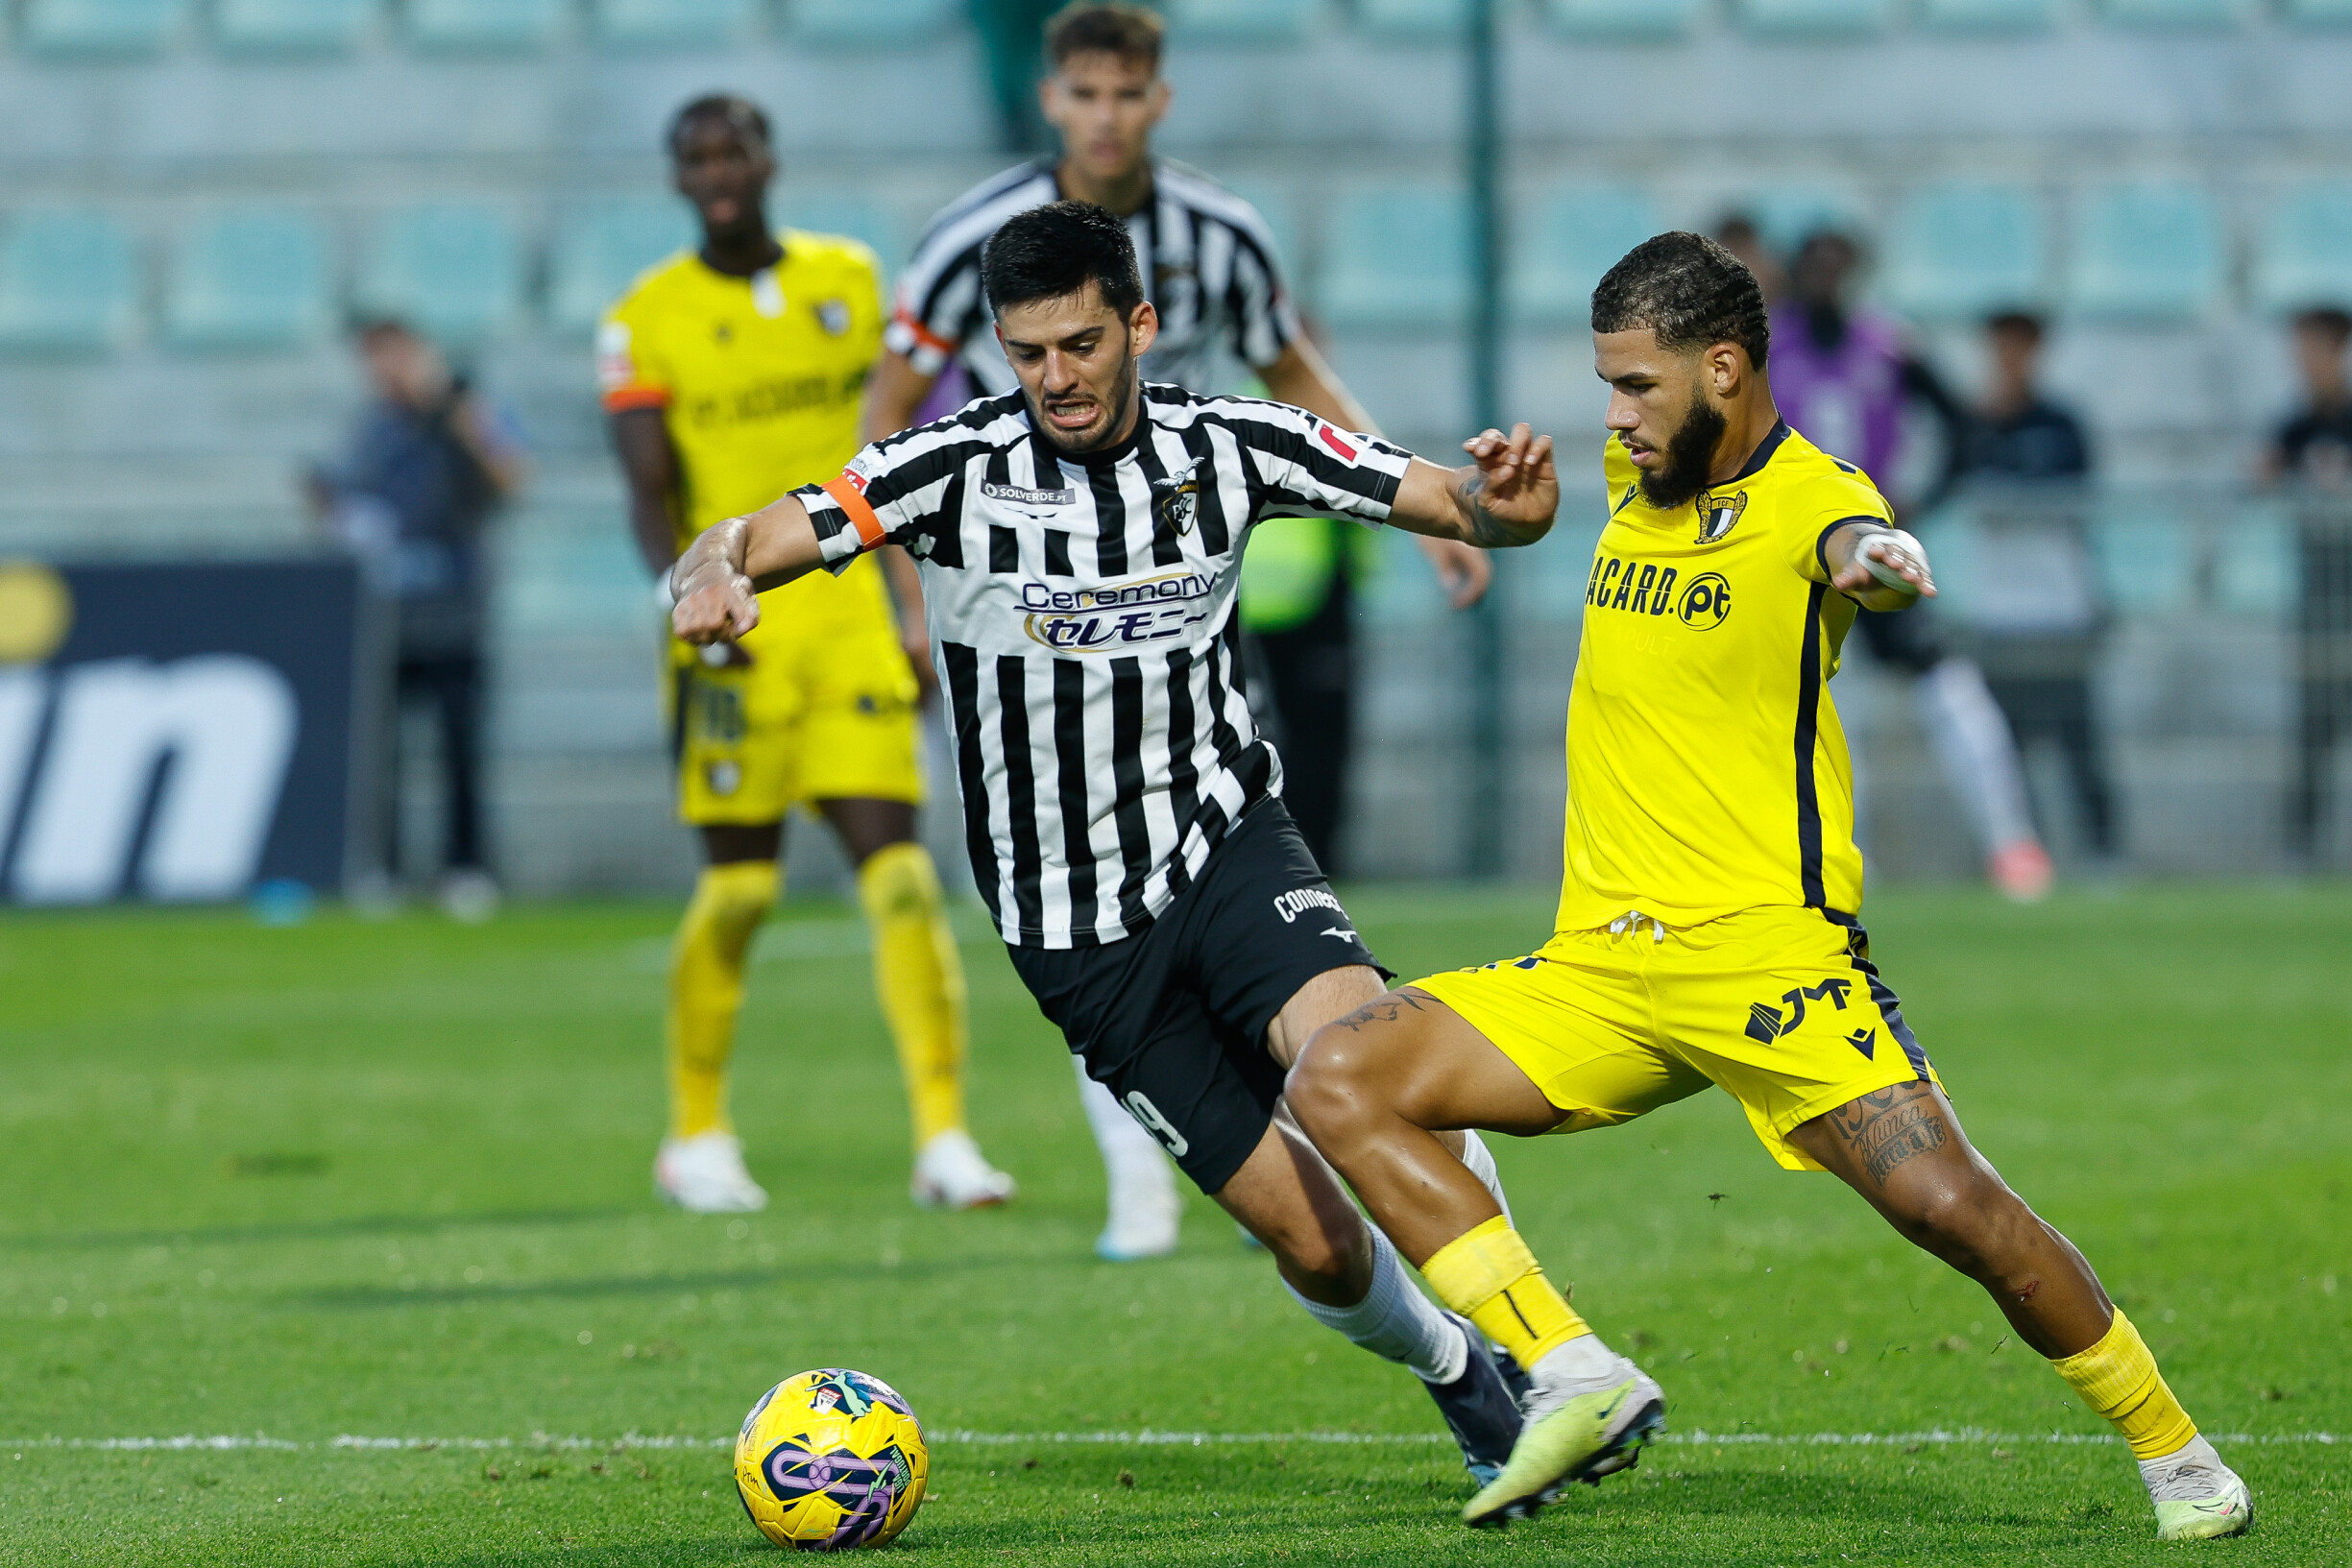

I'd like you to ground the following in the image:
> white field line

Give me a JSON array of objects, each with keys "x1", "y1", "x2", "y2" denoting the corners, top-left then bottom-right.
[{"x1": 3, "y1": 1430, "x2": 2340, "y2": 1454}]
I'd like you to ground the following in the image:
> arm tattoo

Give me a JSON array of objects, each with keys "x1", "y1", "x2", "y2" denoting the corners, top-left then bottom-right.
[
  {"x1": 1830, "y1": 1085, "x2": 1950, "y2": 1186},
  {"x1": 1330, "y1": 990, "x2": 1431, "y2": 1033},
  {"x1": 1455, "y1": 472, "x2": 1523, "y2": 549}
]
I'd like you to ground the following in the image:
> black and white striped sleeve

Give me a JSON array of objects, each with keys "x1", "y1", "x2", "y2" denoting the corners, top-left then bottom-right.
[
  {"x1": 1221, "y1": 401, "x2": 1414, "y2": 526},
  {"x1": 794, "y1": 430, "x2": 963, "y2": 575},
  {"x1": 1221, "y1": 204, "x2": 1298, "y2": 372}
]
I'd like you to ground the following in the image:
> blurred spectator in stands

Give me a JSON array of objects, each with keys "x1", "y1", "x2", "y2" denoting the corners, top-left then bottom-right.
[
  {"x1": 1771, "y1": 228, "x2": 2053, "y2": 901},
  {"x1": 1711, "y1": 213, "x2": 1786, "y2": 306},
  {"x1": 2264, "y1": 306, "x2": 2352, "y2": 863},
  {"x1": 1953, "y1": 311, "x2": 2116, "y2": 862},
  {"x1": 972, "y1": 0, "x2": 1062, "y2": 152},
  {"x1": 306, "y1": 319, "x2": 527, "y2": 921},
  {"x1": 1239, "y1": 516, "x2": 1375, "y2": 876}
]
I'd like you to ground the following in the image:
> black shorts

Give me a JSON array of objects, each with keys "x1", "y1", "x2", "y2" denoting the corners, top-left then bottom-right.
[{"x1": 1006, "y1": 800, "x2": 1389, "y2": 1195}]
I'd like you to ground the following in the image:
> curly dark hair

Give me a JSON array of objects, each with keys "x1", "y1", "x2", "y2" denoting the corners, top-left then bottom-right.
[
  {"x1": 666, "y1": 94, "x2": 769, "y2": 157},
  {"x1": 982, "y1": 200, "x2": 1146, "y2": 321},
  {"x1": 1590, "y1": 231, "x2": 1770, "y2": 370}
]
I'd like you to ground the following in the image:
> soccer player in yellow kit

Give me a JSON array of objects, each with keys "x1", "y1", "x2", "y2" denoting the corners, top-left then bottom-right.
[
  {"x1": 1288, "y1": 234, "x2": 2252, "y2": 1539},
  {"x1": 599, "y1": 95, "x2": 1013, "y2": 1214}
]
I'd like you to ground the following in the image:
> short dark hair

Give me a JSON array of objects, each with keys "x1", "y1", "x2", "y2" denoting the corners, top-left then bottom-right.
[
  {"x1": 1045, "y1": 2, "x2": 1163, "y2": 71},
  {"x1": 1986, "y1": 310, "x2": 2046, "y2": 342},
  {"x1": 1590, "y1": 231, "x2": 1770, "y2": 370},
  {"x1": 667, "y1": 94, "x2": 770, "y2": 157},
  {"x1": 982, "y1": 200, "x2": 1146, "y2": 322},
  {"x1": 2293, "y1": 306, "x2": 2352, "y2": 346}
]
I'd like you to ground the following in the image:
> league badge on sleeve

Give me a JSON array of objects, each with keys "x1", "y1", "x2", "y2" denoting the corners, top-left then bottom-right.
[{"x1": 1694, "y1": 489, "x2": 1748, "y2": 544}]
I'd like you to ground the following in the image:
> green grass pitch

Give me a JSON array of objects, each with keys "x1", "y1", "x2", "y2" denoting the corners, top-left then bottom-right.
[{"x1": 0, "y1": 884, "x2": 2344, "y2": 1565}]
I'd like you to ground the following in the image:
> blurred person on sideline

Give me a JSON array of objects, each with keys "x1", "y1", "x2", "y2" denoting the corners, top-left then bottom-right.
[
  {"x1": 1770, "y1": 228, "x2": 2053, "y2": 901},
  {"x1": 307, "y1": 318, "x2": 525, "y2": 923},
  {"x1": 1952, "y1": 311, "x2": 2115, "y2": 862},
  {"x1": 970, "y1": 0, "x2": 1063, "y2": 153},
  {"x1": 862, "y1": 1, "x2": 1491, "y2": 1263},
  {"x1": 1711, "y1": 212, "x2": 1786, "y2": 306},
  {"x1": 2263, "y1": 306, "x2": 2352, "y2": 862},
  {"x1": 1238, "y1": 510, "x2": 1375, "y2": 877},
  {"x1": 598, "y1": 95, "x2": 1017, "y2": 1218}
]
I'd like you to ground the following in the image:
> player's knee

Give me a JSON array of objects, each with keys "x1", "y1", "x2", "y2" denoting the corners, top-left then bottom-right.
[
  {"x1": 1282, "y1": 1037, "x2": 1376, "y2": 1146},
  {"x1": 856, "y1": 841, "x2": 939, "y2": 923},
  {"x1": 1897, "y1": 1177, "x2": 2024, "y2": 1275}
]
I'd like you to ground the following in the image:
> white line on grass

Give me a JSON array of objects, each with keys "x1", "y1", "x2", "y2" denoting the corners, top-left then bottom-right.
[{"x1": 5, "y1": 1431, "x2": 2340, "y2": 1453}]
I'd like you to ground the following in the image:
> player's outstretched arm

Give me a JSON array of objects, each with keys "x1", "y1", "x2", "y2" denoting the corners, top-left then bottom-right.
[
  {"x1": 667, "y1": 494, "x2": 828, "y2": 647},
  {"x1": 1824, "y1": 519, "x2": 1938, "y2": 613},
  {"x1": 1388, "y1": 423, "x2": 1559, "y2": 549}
]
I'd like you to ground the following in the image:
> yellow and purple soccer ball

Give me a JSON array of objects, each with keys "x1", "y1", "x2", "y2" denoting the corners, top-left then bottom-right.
[{"x1": 734, "y1": 1368, "x2": 929, "y2": 1551}]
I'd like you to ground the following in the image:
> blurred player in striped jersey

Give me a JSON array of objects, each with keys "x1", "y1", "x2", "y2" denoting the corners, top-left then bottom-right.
[{"x1": 862, "y1": 0, "x2": 1492, "y2": 1263}]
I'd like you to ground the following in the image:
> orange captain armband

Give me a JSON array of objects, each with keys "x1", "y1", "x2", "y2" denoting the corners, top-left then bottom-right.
[
  {"x1": 822, "y1": 474, "x2": 886, "y2": 549},
  {"x1": 890, "y1": 306, "x2": 957, "y2": 356}
]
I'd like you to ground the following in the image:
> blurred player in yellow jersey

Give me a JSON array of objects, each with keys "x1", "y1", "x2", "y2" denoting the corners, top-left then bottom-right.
[
  {"x1": 598, "y1": 96, "x2": 1013, "y2": 1214},
  {"x1": 1289, "y1": 235, "x2": 2250, "y2": 1539}
]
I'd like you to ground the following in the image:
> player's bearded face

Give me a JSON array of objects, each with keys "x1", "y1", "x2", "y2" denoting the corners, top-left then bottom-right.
[
  {"x1": 1640, "y1": 387, "x2": 1729, "y2": 511},
  {"x1": 998, "y1": 289, "x2": 1158, "y2": 455}
]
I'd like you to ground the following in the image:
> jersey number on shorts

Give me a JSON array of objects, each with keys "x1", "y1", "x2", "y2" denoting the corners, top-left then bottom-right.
[{"x1": 1123, "y1": 1091, "x2": 1190, "y2": 1158}]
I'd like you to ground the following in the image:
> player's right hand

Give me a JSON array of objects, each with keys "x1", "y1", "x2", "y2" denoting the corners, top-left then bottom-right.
[{"x1": 672, "y1": 569, "x2": 762, "y2": 649}]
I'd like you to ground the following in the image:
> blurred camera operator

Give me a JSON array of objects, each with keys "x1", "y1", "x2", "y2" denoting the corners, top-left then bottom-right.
[{"x1": 2265, "y1": 306, "x2": 2352, "y2": 862}]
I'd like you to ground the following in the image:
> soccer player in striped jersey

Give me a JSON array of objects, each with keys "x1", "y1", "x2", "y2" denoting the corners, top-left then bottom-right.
[
  {"x1": 670, "y1": 200, "x2": 1560, "y2": 1489},
  {"x1": 865, "y1": 0, "x2": 1491, "y2": 1262},
  {"x1": 1286, "y1": 234, "x2": 2251, "y2": 1538}
]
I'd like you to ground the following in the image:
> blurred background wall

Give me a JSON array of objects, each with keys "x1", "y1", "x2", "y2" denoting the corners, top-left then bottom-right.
[{"x1": 2, "y1": 0, "x2": 2348, "y2": 897}]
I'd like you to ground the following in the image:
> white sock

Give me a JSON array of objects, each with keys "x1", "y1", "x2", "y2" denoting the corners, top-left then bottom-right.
[
  {"x1": 1283, "y1": 1225, "x2": 1468, "y2": 1385},
  {"x1": 1915, "y1": 657, "x2": 2038, "y2": 853},
  {"x1": 1455, "y1": 1130, "x2": 1514, "y2": 1227},
  {"x1": 2140, "y1": 1434, "x2": 2225, "y2": 1494},
  {"x1": 1072, "y1": 1056, "x2": 1176, "y2": 1191},
  {"x1": 1530, "y1": 1331, "x2": 1626, "y2": 1393}
]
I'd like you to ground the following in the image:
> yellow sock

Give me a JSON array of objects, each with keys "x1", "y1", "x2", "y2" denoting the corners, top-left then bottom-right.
[
  {"x1": 1421, "y1": 1215, "x2": 1592, "y2": 1372},
  {"x1": 666, "y1": 860, "x2": 779, "y2": 1140},
  {"x1": 2049, "y1": 1308, "x2": 2199, "y2": 1461},
  {"x1": 858, "y1": 843, "x2": 969, "y2": 1151}
]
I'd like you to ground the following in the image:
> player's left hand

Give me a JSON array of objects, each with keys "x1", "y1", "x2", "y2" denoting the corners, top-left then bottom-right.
[
  {"x1": 1832, "y1": 526, "x2": 1938, "y2": 600},
  {"x1": 1418, "y1": 537, "x2": 1492, "y2": 610},
  {"x1": 1461, "y1": 423, "x2": 1559, "y2": 528}
]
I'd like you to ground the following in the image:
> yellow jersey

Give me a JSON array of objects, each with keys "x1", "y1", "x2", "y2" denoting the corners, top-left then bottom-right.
[
  {"x1": 597, "y1": 230, "x2": 885, "y2": 548},
  {"x1": 1555, "y1": 421, "x2": 1891, "y2": 931}
]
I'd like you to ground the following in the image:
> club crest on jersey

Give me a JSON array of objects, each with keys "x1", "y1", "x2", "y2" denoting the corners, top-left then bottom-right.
[
  {"x1": 816, "y1": 298, "x2": 852, "y2": 336},
  {"x1": 1694, "y1": 488, "x2": 1748, "y2": 544},
  {"x1": 1152, "y1": 460, "x2": 1203, "y2": 536}
]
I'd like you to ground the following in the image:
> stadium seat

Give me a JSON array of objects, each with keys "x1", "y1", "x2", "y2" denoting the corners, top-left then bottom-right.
[
  {"x1": 776, "y1": 197, "x2": 899, "y2": 275},
  {"x1": 548, "y1": 199, "x2": 693, "y2": 337},
  {"x1": 2284, "y1": 0, "x2": 2352, "y2": 23},
  {"x1": 1511, "y1": 184, "x2": 1664, "y2": 328},
  {"x1": 408, "y1": 0, "x2": 565, "y2": 51},
  {"x1": 164, "y1": 207, "x2": 334, "y2": 350},
  {"x1": 1918, "y1": 0, "x2": 2057, "y2": 29},
  {"x1": 214, "y1": 0, "x2": 372, "y2": 53},
  {"x1": 19, "y1": 0, "x2": 188, "y2": 56},
  {"x1": 1882, "y1": 183, "x2": 2047, "y2": 321},
  {"x1": 1734, "y1": 185, "x2": 1869, "y2": 253},
  {"x1": 1736, "y1": 0, "x2": 1895, "y2": 36},
  {"x1": 786, "y1": 0, "x2": 956, "y2": 45},
  {"x1": 2067, "y1": 182, "x2": 2224, "y2": 321},
  {"x1": 594, "y1": 0, "x2": 759, "y2": 46},
  {"x1": 1356, "y1": 0, "x2": 1467, "y2": 38},
  {"x1": 0, "y1": 211, "x2": 140, "y2": 354},
  {"x1": 1317, "y1": 185, "x2": 1471, "y2": 330},
  {"x1": 357, "y1": 205, "x2": 525, "y2": 344},
  {"x1": 2102, "y1": 0, "x2": 2250, "y2": 25},
  {"x1": 1543, "y1": 0, "x2": 1704, "y2": 39},
  {"x1": 2254, "y1": 182, "x2": 2352, "y2": 312},
  {"x1": 1162, "y1": 0, "x2": 1320, "y2": 41}
]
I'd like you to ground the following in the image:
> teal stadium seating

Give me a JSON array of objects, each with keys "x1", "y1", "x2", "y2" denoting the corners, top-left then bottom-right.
[
  {"x1": 408, "y1": 0, "x2": 566, "y2": 51},
  {"x1": 595, "y1": 0, "x2": 760, "y2": 47},
  {"x1": 1737, "y1": 0, "x2": 1895, "y2": 36},
  {"x1": 19, "y1": 0, "x2": 187, "y2": 56},
  {"x1": 2067, "y1": 182, "x2": 2224, "y2": 321},
  {"x1": 1882, "y1": 182, "x2": 2046, "y2": 320},
  {"x1": 2254, "y1": 183, "x2": 2352, "y2": 313},
  {"x1": 549, "y1": 200, "x2": 691, "y2": 337},
  {"x1": 358, "y1": 205, "x2": 525, "y2": 343},
  {"x1": 786, "y1": 0, "x2": 956, "y2": 45},
  {"x1": 1161, "y1": 0, "x2": 1320, "y2": 40},
  {"x1": 0, "y1": 211, "x2": 141, "y2": 354},
  {"x1": 1317, "y1": 185, "x2": 1470, "y2": 330},
  {"x1": 1510, "y1": 184, "x2": 1663, "y2": 327},
  {"x1": 165, "y1": 207, "x2": 334, "y2": 350},
  {"x1": 2103, "y1": 0, "x2": 2251, "y2": 24},
  {"x1": 1917, "y1": 0, "x2": 2057, "y2": 29},
  {"x1": 2284, "y1": 0, "x2": 2352, "y2": 22},
  {"x1": 1543, "y1": 0, "x2": 1705, "y2": 38},
  {"x1": 214, "y1": 0, "x2": 372, "y2": 53},
  {"x1": 1356, "y1": 0, "x2": 1468, "y2": 39}
]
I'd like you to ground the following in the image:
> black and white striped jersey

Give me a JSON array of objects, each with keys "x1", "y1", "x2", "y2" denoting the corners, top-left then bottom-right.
[
  {"x1": 885, "y1": 158, "x2": 1297, "y2": 398},
  {"x1": 796, "y1": 383, "x2": 1412, "y2": 949}
]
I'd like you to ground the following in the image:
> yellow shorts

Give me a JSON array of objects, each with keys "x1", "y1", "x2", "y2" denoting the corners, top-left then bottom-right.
[
  {"x1": 1412, "y1": 905, "x2": 1940, "y2": 1171},
  {"x1": 667, "y1": 558, "x2": 922, "y2": 826}
]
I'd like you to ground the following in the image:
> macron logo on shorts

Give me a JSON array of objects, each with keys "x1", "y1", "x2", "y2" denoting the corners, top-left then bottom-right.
[{"x1": 1273, "y1": 887, "x2": 1346, "y2": 926}]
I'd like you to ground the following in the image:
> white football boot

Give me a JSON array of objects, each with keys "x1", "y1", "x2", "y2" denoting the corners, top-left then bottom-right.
[
  {"x1": 654, "y1": 1131, "x2": 767, "y2": 1214},
  {"x1": 1096, "y1": 1162, "x2": 1181, "y2": 1261},
  {"x1": 2142, "y1": 1435, "x2": 2253, "y2": 1541},
  {"x1": 910, "y1": 1129, "x2": 1016, "y2": 1211}
]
